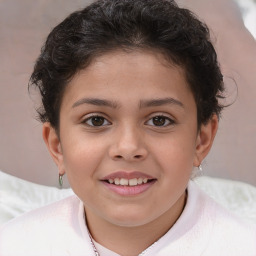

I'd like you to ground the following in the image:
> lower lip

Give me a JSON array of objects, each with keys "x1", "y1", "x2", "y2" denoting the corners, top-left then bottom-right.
[{"x1": 102, "y1": 181, "x2": 156, "y2": 196}]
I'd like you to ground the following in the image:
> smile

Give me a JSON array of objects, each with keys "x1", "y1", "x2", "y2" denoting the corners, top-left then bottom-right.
[
  {"x1": 108, "y1": 178, "x2": 151, "y2": 186},
  {"x1": 101, "y1": 172, "x2": 157, "y2": 196}
]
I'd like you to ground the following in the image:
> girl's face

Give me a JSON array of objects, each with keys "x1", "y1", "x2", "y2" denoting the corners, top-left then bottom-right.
[{"x1": 43, "y1": 50, "x2": 217, "y2": 228}]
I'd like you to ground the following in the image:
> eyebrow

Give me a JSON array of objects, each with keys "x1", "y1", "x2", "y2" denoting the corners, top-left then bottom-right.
[
  {"x1": 72, "y1": 97, "x2": 184, "y2": 109},
  {"x1": 72, "y1": 98, "x2": 119, "y2": 109},
  {"x1": 139, "y1": 97, "x2": 184, "y2": 108}
]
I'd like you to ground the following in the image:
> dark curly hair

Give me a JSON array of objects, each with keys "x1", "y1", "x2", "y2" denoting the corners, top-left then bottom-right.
[{"x1": 29, "y1": 0, "x2": 224, "y2": 131}]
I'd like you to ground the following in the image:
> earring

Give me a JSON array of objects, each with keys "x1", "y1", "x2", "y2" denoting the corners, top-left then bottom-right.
[
  {"x1": 198, "y1": 164, "x2": 203, "y2": 175},
  {"x1": 59, "y1": 174, "x2": 64, "y2": 188}
]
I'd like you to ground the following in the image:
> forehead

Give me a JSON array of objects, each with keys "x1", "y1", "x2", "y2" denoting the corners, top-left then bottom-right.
[
  {"x1": 87, "y1": 49, "x2": 185, "y2": 79},
  {"x1": 62, "y1": 49, "x2": 193, "y2": 107}
]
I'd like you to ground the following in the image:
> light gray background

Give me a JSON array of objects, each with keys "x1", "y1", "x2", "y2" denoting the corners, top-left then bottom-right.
[{"x1": 0, "y1": 0, "x2": 255, "y2": 187}]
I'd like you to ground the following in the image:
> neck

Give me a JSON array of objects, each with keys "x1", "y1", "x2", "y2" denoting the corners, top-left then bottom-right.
[{"x1": 85, "y1": 191, "x2": 187, "y2": 256}]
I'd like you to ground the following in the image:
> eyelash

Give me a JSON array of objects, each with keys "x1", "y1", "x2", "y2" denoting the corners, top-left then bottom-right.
[
  {"x1": 82, "y1": 115, "x2": 111, "y2": 127},
  {"x1": 82, "y1": 113, "x2": 175, "y2": 128},
  {"x1": 145, "y1": 115, "x2": 175, "y2": 127}
]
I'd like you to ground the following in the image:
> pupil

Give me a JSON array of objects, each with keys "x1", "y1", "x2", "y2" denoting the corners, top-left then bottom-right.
[
  {"x1": 92, "y1": 117, "x2": 104, "y2": 126},
  {"x1": 153, "y1": 116, "x2": 165, "y2": 126}
]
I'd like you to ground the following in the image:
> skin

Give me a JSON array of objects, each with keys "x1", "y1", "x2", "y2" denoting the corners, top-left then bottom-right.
[{"x1": 43, "y1": 49, "x2": 218, "y2": 256}]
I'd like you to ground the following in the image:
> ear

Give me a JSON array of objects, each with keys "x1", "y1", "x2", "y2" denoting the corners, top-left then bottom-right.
[
  {"x1": 42, "y1": 122, "x2": 65, "y2": 175},
  {"x1": 193, "y1": 114, "x2": 218, "y2": 167}
]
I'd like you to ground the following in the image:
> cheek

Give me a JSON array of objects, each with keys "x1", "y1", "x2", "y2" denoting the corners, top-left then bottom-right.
[
  {"x1": 62, "y1": 142, "x2": 106, "y2": 199},
  {"x1": 61, "y1": 136, "x2": 107, "y2": 177},
  {"x1": 151, "y1": 132, "x2": 197, "y2": 171}
]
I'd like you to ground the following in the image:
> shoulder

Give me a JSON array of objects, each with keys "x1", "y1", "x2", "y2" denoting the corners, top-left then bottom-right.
[
  {"x1": 0, "y1": 195, "x2": 92, "y2": 256},
  {"x1": 189, "y1": 181, "x2": 256, "y2": 255}
]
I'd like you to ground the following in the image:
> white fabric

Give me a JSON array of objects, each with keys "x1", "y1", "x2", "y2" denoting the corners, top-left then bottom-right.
[
  {"x1": 194, "y1": 175, "x2": 256, "y2": 224},
  {"x1": 0, "y1": 170, "x2": 74, "y2": 226},
  {"x1": 0, "y1": 181, "x2": 255, "y2": 256}
]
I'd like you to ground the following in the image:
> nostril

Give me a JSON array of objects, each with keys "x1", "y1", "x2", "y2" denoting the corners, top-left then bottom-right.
[{"x1": 114, "y1": 154, "x2": 143, "y2": 160}]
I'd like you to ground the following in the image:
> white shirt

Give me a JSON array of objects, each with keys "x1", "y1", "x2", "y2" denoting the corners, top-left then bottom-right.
[{"x1": 0, "y1": 181, "x2": 255, "y2": 256}]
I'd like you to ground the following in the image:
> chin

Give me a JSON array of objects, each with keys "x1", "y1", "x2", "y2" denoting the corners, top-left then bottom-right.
[{"x1": 105, "y1": 209, "x2": 156, "y2": 228}]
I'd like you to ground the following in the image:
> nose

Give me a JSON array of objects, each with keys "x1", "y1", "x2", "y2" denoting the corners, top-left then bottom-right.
[{"x1": 108, "y1": 125, "x2": 148, "y2": 162}]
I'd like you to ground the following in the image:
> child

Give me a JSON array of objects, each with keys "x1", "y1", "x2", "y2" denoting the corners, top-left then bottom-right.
[{"x1": 0, "y1": 0, "x2": 255, "y2": 255}]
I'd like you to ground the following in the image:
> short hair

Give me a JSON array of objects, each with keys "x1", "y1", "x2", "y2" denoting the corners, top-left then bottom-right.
[{"x1": 29, "y1": 0, "x2": 224, "y2": 131}]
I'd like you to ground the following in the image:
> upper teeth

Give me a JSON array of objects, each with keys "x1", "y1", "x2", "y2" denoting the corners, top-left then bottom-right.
[{"x1": 108, "y1": 178, "x2": 149, "y2": 186}]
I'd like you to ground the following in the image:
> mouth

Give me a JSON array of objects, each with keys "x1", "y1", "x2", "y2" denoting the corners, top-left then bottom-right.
[
  {"x1": 104, "y1": 177, "x2": 156, "y2": 186},
  {"x1": 100, "y1": 171, "x2": 157, "y2": 196}
]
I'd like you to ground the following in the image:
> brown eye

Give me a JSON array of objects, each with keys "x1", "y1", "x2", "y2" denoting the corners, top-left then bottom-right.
[
  {"x1": 146, "y1": 115, "x2": 174, "y2": 127},
  {"x1": 152, "y1": 116, "x2": 166, "y2": 126},
  {"x1": 91, "y1": 116, "x2": 105, "y2": 126},
  {"x1": 84, "y1": 115, "x2": 110, "y2": 127}
]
